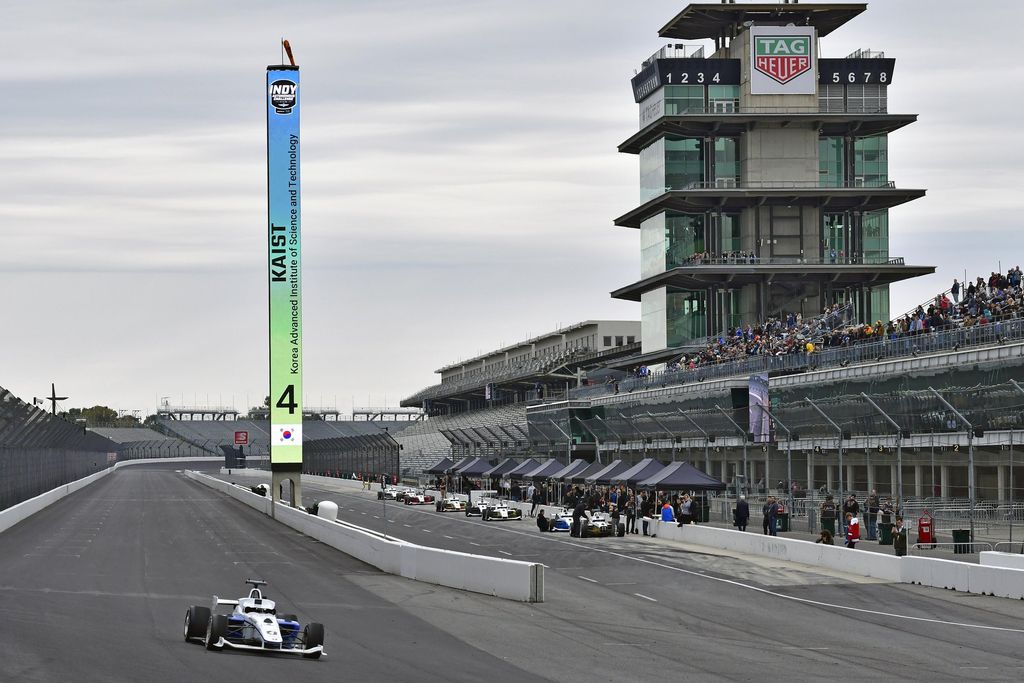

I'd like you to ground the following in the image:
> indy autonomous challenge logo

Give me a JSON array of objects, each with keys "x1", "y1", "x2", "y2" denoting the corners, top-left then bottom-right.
[
  {"x1": 269, "y1": 79, "x2": 297, "y2": 114},
  {"x1": 753, "y1": 36, "x2": 811, "y2": 84}
]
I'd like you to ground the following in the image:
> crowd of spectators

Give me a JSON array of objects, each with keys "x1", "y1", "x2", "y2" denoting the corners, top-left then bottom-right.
[
  {"x1": 664, "y1": 265, "x2": 1024, "y2": 374},
  {"x1": 682, "y1": 251, "x2": 760, "y2": 265}
]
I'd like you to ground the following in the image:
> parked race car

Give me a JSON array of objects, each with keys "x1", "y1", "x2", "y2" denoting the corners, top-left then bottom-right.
[
  {"x1": 435, "y1": 496, "x2": 467, "y2": 513},
  {"x1": 481, "y1": 501, "x2": 523, "y2": 521},
  {"x1": 184, "y1": 579, "x2": 324, "y2": 659},
  {"x1": 577, "y1": 511, "x2": 625, "y2": 538},
  {"x1": 402, "y1": 490, "x2": 435, "y2": 505},
  {"x1": 378, "y1": 486, "x2": 414, "y2": 501},
  {"x1": 543, "y1": 507, "x2": 573, "y2": 532},
  {"x1": 465, "y1": 500, "x2": 490, "y2": 517}
]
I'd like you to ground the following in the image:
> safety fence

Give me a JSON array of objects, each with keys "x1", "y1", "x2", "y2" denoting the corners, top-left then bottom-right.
[{"x1": 0, "y1": 447, "x2": 113, "y2": 511}]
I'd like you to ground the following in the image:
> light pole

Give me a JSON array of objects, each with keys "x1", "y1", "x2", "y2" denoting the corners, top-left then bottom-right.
[
  {"x1": 678, "y1": 409, "x2": 711, "y2": 474},
  {"x1": 804, "y1": 397, "x2": 844, "y2": 499},
  {"x1": 549, "y1": 418, "x2": 573, "y2": 464},
  {"x1": 1008, "y1": 380, "x2": 1024, "y2": 548},
  {"x1": 861, "y1": 392, "x2": 906, "y2": 515},
  {"x1": 929, "y1": 387, "x2": 975, "y2": 542},
  {"x1": 757, "y1": 404, "x2": 795, "y2": 518},
  {"x1": 647, "y1": 412, "x2": 677, "y2": 461},
  {"x1": 715, "y1": 404, "x2": 749, "y2": 495}
]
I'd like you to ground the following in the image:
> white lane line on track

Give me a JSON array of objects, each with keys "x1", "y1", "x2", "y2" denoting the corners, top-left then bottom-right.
[
  {"x1": 635, "y1": 593, "x2": 657, "y2": 602},
  {"x1": 422, "y1": 529, "x2": 432, "y2": 533},
  {"x1": 300, "y1": 482, "x2": 1024, "y2": 634},
  {"x1": 468, "y1": 542, "x2": 480, "y2": 546},
  {"x1": 373, "y1": 516, "x2": 380, "y2": 519},
  {"x1": 403, "y1": 524, "x2": 412, "y2": 528},
  {"x1": 499, "y1": 550, "x2": 512, "y2": 556},
  {"x1": 577, "y1": 576, "x2": 599, "y2": 584},
  {"x1": 443, "y1": 535, "x2": 454, "y2": 540}
]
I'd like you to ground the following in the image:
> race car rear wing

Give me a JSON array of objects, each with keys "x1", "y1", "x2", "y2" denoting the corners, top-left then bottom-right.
[{"x1": 211, "y1": 595, "x2": 239, "y2": 609}]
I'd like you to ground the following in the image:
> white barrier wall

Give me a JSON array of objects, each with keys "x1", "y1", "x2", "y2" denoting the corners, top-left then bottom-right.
[
  {"x1": 979, "y1": 551, "x2": 1024, "y2": 570},
  {"x1": 652, "y1": 521, "x2": 904, "y2": 582},
  {"x1": 967, "y1": 563, "x2": 1024, "y2": 599},
  {"x1": 0, "y1": 456, "x2": 221, "y2": 535},
  {"x1": 187, "y1": 471, "x2": 543, "y2": 602}
]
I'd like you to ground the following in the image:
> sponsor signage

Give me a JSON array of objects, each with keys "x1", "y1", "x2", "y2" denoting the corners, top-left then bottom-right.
[
  {"x1": 267, "y1": 64, "x2": 303, "y2": 470},
  {"x1": 748, "y1": 373, "x2": 770, "y2": 443},
  {"x1": 749, "y1": 26, "x2": 816, "y2": 95},
  {"x1": 630, "y1": 59, "x2": 740, "y2": 102},
  {"x1": 234, "y1": 431, "x2": 249, "y2": 446}
]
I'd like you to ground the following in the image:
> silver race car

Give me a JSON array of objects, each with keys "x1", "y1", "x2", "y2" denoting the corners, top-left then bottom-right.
[
  {"x1": 435, "y1": 496, "x2": 467, "y2": 512},
  {"x1": 184, "y1": 579, "x2": 324, "y2": 659}
]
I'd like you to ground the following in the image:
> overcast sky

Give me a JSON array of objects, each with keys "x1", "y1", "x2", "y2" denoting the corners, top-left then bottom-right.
[{"x1": 2, "y1": 1, "x2": 1021, "y2": 415}]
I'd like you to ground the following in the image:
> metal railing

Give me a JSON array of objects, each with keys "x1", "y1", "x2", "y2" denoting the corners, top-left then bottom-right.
[
  {"x1": 668, "y1": 104, "x2": 889, "y2": 116},
  {"x1": 572, "y1": 316, "x2": 1024, "y2": 400},
  {"x1": 676, "y1": 179, "x2": 897, "y2": 191},
  {"x1": 668, "y1": 254, "x2": 905, "y2": 267}
]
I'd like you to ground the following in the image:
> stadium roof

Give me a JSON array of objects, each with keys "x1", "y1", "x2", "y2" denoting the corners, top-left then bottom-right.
[
  {"x1": 610, "y1": 262, "x2": 936, "y2": 302},
  {"x1": 658, "y1": 3, "x2": 866, "y2": 40}
]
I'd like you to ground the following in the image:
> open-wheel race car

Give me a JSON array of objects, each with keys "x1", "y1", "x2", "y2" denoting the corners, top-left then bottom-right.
[
  {"x1": 402, "y1": 490, "x2": 435, "y2": 505},
  {"x1": 378, "y1": 485, "x2": 414, "y2": 501},
  {"x1": 577, "y1": 511, "x2": 625, "y2": 538},
  {"x1": 184, "y1": 579, "x2": 324, "y2": 659},
  {"x1": 542, "y1": 507, "x2": 573, "y2": 532},
  {"x1": 465, "y1": 499, "x2": 490, "y2": 517},
  {"x1": 435, "y1": 496, "x2": 467, "y2": 513},
  {"x1": 481, "y1": 501, "x2": 523, "y2": 521}
]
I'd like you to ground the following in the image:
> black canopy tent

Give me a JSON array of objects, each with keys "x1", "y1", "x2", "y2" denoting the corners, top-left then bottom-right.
[
  {"x1": 610, "y1": 458, "x2": 667, "y2": 486},
  {"x1": 507, "y1": 458, "x2": 542, "y2": 480},
  {"x1": 482, "y1": 457, "x2": 519, "y2": 479},
  {"x1": 450, "y1": 455, "x2": 474, "y2": 471},
  {"x1": 423, "y1": 457, "x2": 454, "y2": 475},
  {"x1": 568, "y1": 461, "x2": 608, "y2": 483},
  {"x1": 456, "y1": 457, "x2": 496, "y2": 477},
  {"x1": 523, "y1": 459, "x2": 566, "y2": 481},
  {"x1": 585, "y1": 459, "x2": 630, "y2": 485},
  {"x1": 637, "y1": 461, "x2": 727, "y2": 491},
  {"x1": 549, "y1": 459, "x2": 589, "y2": 482}
]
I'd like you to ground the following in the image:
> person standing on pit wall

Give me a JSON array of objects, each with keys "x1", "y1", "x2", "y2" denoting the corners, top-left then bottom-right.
[
  {"x1": 865, "y1": 489, "x2": 880, "y2": 541},
  {"x1": 735, "y1": 495, "x2": 750, "y2": 532},
  {"x1": 762, "y1": 497, "x2": 772, "y2": 535},
  {"x1": 677, "y1": 494, "x2": 694, "y2": 526},
  {"x1": 640, "y1": 494, "x2": 654, "y2": 536},
  {"x1": 892, "y1": 516, "x2": 908, "y2": 557},
  {"x1": 530, "y1": 486, "x2": 541, "y2": 518},
  {"x1": 845, "y1": 512, "x2": 860, "y2": 549},
  {"x1": 624, "y1": 494, "x2": 637, "y2": 534}
]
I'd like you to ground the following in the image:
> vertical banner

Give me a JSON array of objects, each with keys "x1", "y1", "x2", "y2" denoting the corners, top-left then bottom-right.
[
  {"x1": 267, "y1": 65, "x2": 303, "y2": 470},
  {"x1": 748, "y1": 373, "x2": 770, "y2": 443}
]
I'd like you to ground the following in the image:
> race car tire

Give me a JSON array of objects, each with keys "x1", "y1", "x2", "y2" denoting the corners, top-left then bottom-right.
[
  {"x1": 377, "y1": 491, "x2": 384, "y2": 500},
  {"x1": 617, "y1": 523, "x2": 626, "y2": 537},
  {"x1": 184, "y1": 605, "x2": 210, "y2": 641},
  {"x1": 205, "y1": 614, "x2": 227, "y2": 651},
  {"x1": 581, "y1": 521, "x2": 591, "y2": 537},
  {"x1": 303, "y1": 623, "x2": 325, "y2": 659},
  {"x1": 482, "y1": 510, "x2": 490, "y2": 521}
]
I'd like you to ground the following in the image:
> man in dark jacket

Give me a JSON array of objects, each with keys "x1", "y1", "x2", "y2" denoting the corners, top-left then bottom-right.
[
  {"x1": 842, "y1": 495, "x2": 859, "y2": 537},
  {"x1": 892, "y1": 516, "x2": 908, "y2": 557},
  {"x1": 734, "y1": 495, "x2": 750, "y2": 532},
  {"x1": 762, "y1": 498, "x2": 772, "y2": 535}
]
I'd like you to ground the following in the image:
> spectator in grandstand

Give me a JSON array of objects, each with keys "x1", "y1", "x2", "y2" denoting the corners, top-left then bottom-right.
[
  {"x1": 892, "y1": 516, "x2": 908, "y2": 557},
  {"x1": 734, "y1": 495, "x2": 749, "y2": 532},
  {"x1": 951, "y1": 278, "x2": 960, "y2": 303}
]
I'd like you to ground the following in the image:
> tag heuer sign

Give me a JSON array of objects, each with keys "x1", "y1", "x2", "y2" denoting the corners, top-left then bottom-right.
[
  {"x1": 754, "y1": 36, "x2": 810, "y2": 83},
  {"x1": 749, "y1": 25, "x2": 816, "y2": 95}
]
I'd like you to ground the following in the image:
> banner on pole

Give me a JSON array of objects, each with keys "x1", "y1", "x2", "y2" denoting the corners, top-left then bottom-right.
[{"x1": 267, "y1": 64, "x2": 303, "y2": 470}]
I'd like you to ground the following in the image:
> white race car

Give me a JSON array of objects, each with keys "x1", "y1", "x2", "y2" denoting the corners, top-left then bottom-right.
[
  {"x1": 435, "y1": 496, "x2": 467, "y2": 512},
  {"x1": 481, "y1": 501, "x2": 523, "y2": 521},
  {"x1": 544, "y1": 507, "x2": 573, "y2": 532},
  {"x1": 184, "y1": 579, "x2": 324, "y2": 659},
  {"x1": 579, "y1": 511, "x2": 625, "y2": 538},
  {"x1": 378, "y1": 486, "x2": 414, "y2": 501},
  {"x1": 402, "y1": 490, "x2": 435, "y2": 505}
]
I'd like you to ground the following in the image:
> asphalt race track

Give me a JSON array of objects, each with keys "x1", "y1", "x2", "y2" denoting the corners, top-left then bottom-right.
[{"x1": 3, "y1": 464, "x2": 1024, "y2": 681}]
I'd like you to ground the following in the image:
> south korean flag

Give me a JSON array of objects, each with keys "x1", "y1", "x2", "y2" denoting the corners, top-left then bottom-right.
[{"x1": 273, "y1": 424, "x2": 303, "y2": 446}]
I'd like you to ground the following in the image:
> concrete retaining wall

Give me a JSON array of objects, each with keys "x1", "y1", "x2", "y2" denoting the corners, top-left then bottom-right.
[
  {"x1": 979, "y1": 551, "x2": 1024, "y2": 570},
  {"x1": 188, "y1": 471, "x2": 543, "y2": 602},
  {"x1": 0, "y1": 456, "x2": 221, "y2": 535}
]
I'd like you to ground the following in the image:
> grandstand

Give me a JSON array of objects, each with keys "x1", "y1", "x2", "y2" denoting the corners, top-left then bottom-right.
[{"x1": 88, "y1": 427, "x2": 208, "y2": 460}]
